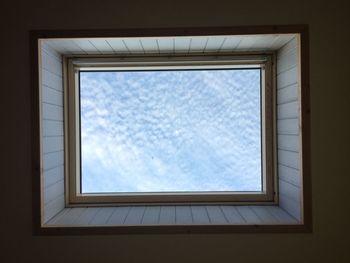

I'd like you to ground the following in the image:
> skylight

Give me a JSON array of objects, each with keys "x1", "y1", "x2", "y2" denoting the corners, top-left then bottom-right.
[{"x1": 79, "y1": 68, "x2": 262, "y2": 193}]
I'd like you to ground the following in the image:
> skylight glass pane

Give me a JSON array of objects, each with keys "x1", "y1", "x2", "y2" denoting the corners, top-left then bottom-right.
[{"x1": 80, "y1": 69, "x2": 261, "y2": 193}]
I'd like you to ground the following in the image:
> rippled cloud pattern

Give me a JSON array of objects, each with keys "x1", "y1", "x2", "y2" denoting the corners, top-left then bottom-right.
[{"x1": 80, "y1": 69, "x2": 261, "y2": 193}]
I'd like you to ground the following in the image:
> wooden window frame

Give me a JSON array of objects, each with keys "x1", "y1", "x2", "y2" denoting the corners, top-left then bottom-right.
[{"x1": 64, "y1": 53, "x2": 277, "y2": 206}]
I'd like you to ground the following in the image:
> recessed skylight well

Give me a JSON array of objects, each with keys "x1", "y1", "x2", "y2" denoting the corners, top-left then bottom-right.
[{"x1": 32, "y1": 26, "x2": 311, "y2": 233}]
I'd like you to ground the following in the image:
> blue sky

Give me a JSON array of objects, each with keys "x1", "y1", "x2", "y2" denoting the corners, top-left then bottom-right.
[{"x1": 80, "y1": 69, "x2": 261, "y2": 193}]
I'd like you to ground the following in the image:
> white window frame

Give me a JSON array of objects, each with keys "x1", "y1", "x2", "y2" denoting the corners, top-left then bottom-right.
[{"x1": 64, "y1": 53, "x2": 277, "y2": 206}]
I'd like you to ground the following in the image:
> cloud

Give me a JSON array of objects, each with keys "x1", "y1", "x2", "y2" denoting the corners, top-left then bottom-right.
[{"x1": 80, "y1": 69, "x2": 261, "y2": 193}]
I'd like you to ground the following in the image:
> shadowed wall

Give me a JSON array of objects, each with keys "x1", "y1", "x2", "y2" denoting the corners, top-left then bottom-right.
[{"x1": 0, "y1": 0, "x2": 349, "y2": 262}]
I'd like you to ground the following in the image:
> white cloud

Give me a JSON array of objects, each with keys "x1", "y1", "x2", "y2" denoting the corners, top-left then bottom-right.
[{"x1": 80, "y1": 69, "x2": 261, "y2": 193}]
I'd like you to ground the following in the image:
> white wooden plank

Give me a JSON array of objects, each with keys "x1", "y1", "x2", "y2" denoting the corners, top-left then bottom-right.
[
  {"x1": 89, "y1": 39, "x2": 114, "y2": 54},
  {"x1": 278, "y1": 150, "x2": 300, "y2": 170},
  {"x1": 278, "y1": 134, "x2": 299, "y2": 152},
  {"x1": 42, "y1": 69, "x2": 63, "y2": 91},
  {"x1": 279, "y1": 180, "x2": 301, "y2": 203},
  {"x1": 43, "y1": 165, "x2": 64, "y2": 188},
  {"x1": 105, "y1": 206, "x2": 130, "y2": 225},
  {"x1": 77, "y1": 207, "x2": 101, "y2": 225},
  {"x1": 140, "y1": 39, "x2": 159, "y2": 53},
  {"x1": 219, "y1": 36, "x2": 242, "y2": 51},
  {"x1": 251, "y1": 206, "x2": 278, "y2": 224},
  {"x1": 122, "y1": 39, "x2": 144, "y2": 54},
  {"x1": 277, "y1": 101, "x2": 298, "y2": 119},
  {"x1": 41, "y1": 49, "x2": 63, "y2": 76},
  {"x1": 42, "y1": 86, "x2": 63, "y2": 106},
  {"x1": 142, "y1": 206, "x2": 161, "y2": 225},
  {"x1": 191, "y1": 206, "x2": 210, "y2": 224},
  {"x1": 42, "y1": 150, "x2": 64, "y2": 170},
  {"x1": 43, "y1": 119, "x2": 64, "y2": 137},
  {"x1": 270, "y1": 35, "x2": 295, "y2": 50},
  {"x1": 220, "y1": 206, "x2": 245, "y2": 224},
  {"x1": 277, "y1": 118, "x2": 299, "y2": 135},
  {"x1": 236, "y1": 206, "x2": 261, "y2": 224},
  {"x1": 189, "y1": 37, "x2": 207, "y2": 52},
  {"x1": 42, "y1": 103, "x2": 63, "y2": 121},
  {"x1": 250, "y1": 35, "x2": 278, "y2": 50},
  {"x1": 206, "y1": 206, "x2": 227, "y2": 224},
  {"x1": 41, "y1": 42, "x2": 62, "y2": 61},
  {"x1": 46, "y1": 41, "x2": 69, "y2": 54},
  {"x1": 159, "y1": 206, "x2": 175, "y2": 224},
  {"x1": 89, "y1": 207, "x2": 116, "y2": 225},
  {"x1": 42, "y1": 136, "x2": 64, "y2": 153},
  {"x1": 55, "y1": 208, "x2": 86, "y2": 225},
  {"x1": 124, "y1": 206, "x2": 146, "y2": 225},
  {"x1": 106, "y1": 39, "x2": 129, "y2": 53},
  {"x1": 51, "y1": 40, "x2": 86, "y2": 54},
  {"x1": 277, "y1": 37, "x2": 297, "y2": 58},
  {"x1": 236, "y1": 36, "x2": 258, "y2": 50},
  {"x1": 278, "y1": 164, "x2": 301, "y2": 187},
  {"x1": 277, "y1": 48, "x2": 298, "y2": 74},
  {"x1": 277, "y1": 66, "x2": 298, "y2": 89},
  {"x1": 157, "y1": 38, "x2": 174, "y2": 53},
  {"x1": 205, "y1": 37, "x2": 226, "y2": 52},
  {"x1": 44, "y1": 195, "x2": 65, "y2": 223},
  {"x1": 266, "y1": 206, "x2": 298, "y2": 224},
  {"x1": 174, "y1": 37, "x2": 191, "y2": 53},
  {"x1": 279, "y1": 194, "x2": 301, "y2": 220},
  {"x1": 277, "y1": 84, "x2": 298, "y2": 104},
  {"x1": 44, "y1": 179, "x2": 64, "y2": 205},
  {"x1": 72, "y1": 39, "x2": 99, "y2": 54},
  {"x1": 175, "y1": 206, "x2": 192, "y2": 224},
  {"x1": 46, "y1": 207, "x2": 69, "y2": 225}
]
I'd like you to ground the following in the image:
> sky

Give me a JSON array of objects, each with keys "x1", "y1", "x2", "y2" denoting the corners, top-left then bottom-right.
[{"x1": 79, "y1": 68, "x2": 262, "y2": 193}]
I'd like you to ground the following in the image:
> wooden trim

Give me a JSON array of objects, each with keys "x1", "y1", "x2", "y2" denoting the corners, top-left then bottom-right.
[
  {"x1": 30, "y1": 31, "x2": 42, "y2": 235},
  {"x1": 30, "y1": 25, "x2": 307, "y2": 39},
  {"x1": 299, "y1": 26, "x2": 312, "y2": 231},
  {"x1": 34, "y1": 224, "x2": 311, "y2": 236},
  {"x1": 30, "y1": 25, "x2": 311, "y2": 235}
]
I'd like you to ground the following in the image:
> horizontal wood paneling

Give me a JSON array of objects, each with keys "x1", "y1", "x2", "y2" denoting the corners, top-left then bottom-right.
[
  {"x1": 236, "y1": 206, "x2": 261, "y2": 224},
  {"x1": 42, "y1": 103, "x2": 63, "y2": 121},
  {"x1": 42, "y1": 86, "x2": 63, "y2": 106},
  {"x1": 142, "y1": 206, "x2": 161, "y2": 225},
  {"x1": 278, "y1": 164, "x2": 301, "y2": 187},
  {"x1": 277, "y1": 67, "x2": 298, "y2": 89},
  {"x1": 277, "y1": 37, "x2": 302, "y2": 221},
  {"x1": 175, "y1": 206, "x2": 193, "y2": 224},
  {"x1": 44, "y1": 195, "x2": 65, "y2": 223},
  {"x1": 42, "y1": 136, "x2": 64, "y2": 153},
  {"x1": 43, "y1": 34, "x2": 295, "y2": 55},
  {"x1": 42, "y1": 70, "x2": 63, "y2": 92},
  {"x1": 277, "y1": 101, "x2": 299, "y2": 119},
  {"x1": 279, "y1": 180, "x2": 301, "y2": 203},
  {"x1": 45, "y1": 205, "x2": 298, "y2": 227},
  {"x1": 278, "y1": 149, "x2": 300, "y2": 170},
  {"x1": 42, "y1": 120, "x2": 64, "y2": 136},
  {"x1": 279, "y1": 194, "x2": 301, "y2": 220},
  {"x1": 277, "y1": 84, "x2": 298, "y2": 104},
  {"x1": 42, "y1": 150, "x2": 64, "y2": 170},
  {"x1": 44, "y1": 179, "x2": 64, "y2": 205},
  {"x1": 277, "y1": 118, "x2": 299, "y2": 135},
  {"x1": 278, "y1": 134, "x2": 299, "y2": 152},
  {"x1": 159, "y1": 206, "x2": 176, "y2": 224},
  {"x1": 41, "y1": 43, "x2": 65, "y2": 224},
  {"x1": 106, "y1": 207, "x2": 130, "y2": 225},
  {"x1": 43, "y1": 165, "x2": 64, "y2": 188},
  {"x1": 220, "y1": 206, "x2": 245, "y2": 224}
]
